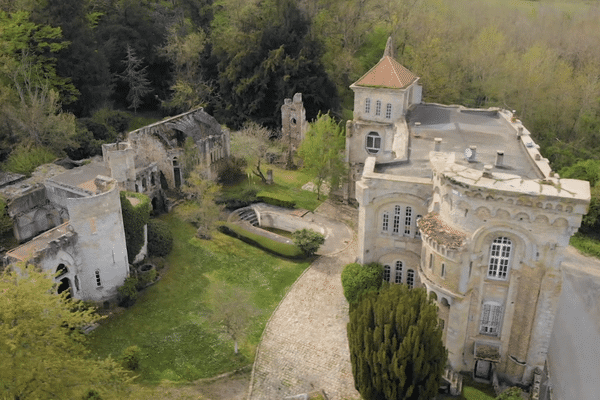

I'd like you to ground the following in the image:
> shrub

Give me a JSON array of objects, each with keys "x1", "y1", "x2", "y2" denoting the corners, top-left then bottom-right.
[
  {"x1": 0, "y1": 196, "x2": 12, "y2": 238},
  {"x1": 217, "y1": 156, "x2": 248, "y2": 184},
  {"x1": 120, "y1": 345, "x2": 142, "y2": 371},
  {"x1": 147, "y1": 219, "x2": 173, "y2": 257},
  {"x1": 341, "y1": 262, "x2": 384, "y2": 305},
  {"x1": 293, "y1": 228, "x2": 325, "y2": 256},
  {"x1": 219, "y1": 222, "x2": 304, "y2": 258},
  {"x1": 117, "y1": 276, "x2": 139, "y2": 307},
  {"x1": 136, "y1": 266, "x2": 157, "y2": 289},
  {"x1": 216, "y1": 186, "x2": 259, "y2": 209},
  {"x1": 257, "y1": 191, "x2": 296, "y2": 208},
  {"x1": 120, "y1": 192, "x2": 151, "y2": 264},
  {"x1": 2, "y1": 145, "x2": 56, "y2": 176}
]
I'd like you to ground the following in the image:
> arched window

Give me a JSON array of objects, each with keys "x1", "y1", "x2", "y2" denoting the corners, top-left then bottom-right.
[
  {"x1": 393, "y1": 205, "x2": 401, "y2": 233},
  {"x1": 382, "y1": 211, "x2": 389, "y2": 232},
  {"x1": 365, "y1": 98, "x2": 371, "y2": 114},
  {"x1": 383, "y1": 265, "x2": 391, "y2": 282},
  {"x1": 394, "y1": 261, "x2": 403, "y2": 284},
  {"x1": 404, "y1": 207, "x2": 412, "y2": 235},
  {"x1": 385, "y1": 103, "x2": 392, "y2": 119},
  {"x1": 375, "y1": 100, "x2": 382, "y2": 116},
  {"x1": 56, "y1": 264, "x2": 68, "y2": 277},
  {"x1": 480, "y1": 301, "x2": 503, "y2": 336},
  {"x1": 488, "y1": 237, "x2": 512, "y2": 280},
  {"x1": 366, "y1": 132, "x2": 381, "y2": 154},
  {"x1": 407, "y1": 269, "x2": 415, "y2": 289}
]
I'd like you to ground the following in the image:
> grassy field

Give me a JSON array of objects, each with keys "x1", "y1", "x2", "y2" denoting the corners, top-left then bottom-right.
[{"x1": 87, "y1": 211, "x2": 312, "y2": 383}]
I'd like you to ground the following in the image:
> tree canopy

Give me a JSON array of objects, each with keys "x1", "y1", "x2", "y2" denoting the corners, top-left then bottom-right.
[
  {"x1": 0, "y1": 266, "x2": 126, "y2": 399},
  {"x1": 348, "y1": 284, "x2": 447, "y2": 400}
]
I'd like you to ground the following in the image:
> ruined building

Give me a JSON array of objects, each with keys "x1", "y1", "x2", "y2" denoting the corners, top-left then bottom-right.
[
  {"x1": 346, "y1": 39, "x2": 590, "y2": 387},
  {"x1": 1, "y1": 108, "x2": 229, "y2": 304}
]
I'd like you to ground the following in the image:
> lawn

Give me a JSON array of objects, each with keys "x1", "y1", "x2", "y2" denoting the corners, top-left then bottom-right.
[
  {"x1": 223, "y1": 163, "x2": 325, "y2": 211},
  {"x1": 87, "y1": 211, "x2": 312, "y2": 383}
]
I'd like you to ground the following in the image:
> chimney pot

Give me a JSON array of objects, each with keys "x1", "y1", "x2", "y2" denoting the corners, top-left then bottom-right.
[
  {"x1": 483, "y1": 165, "x2": 493, "y2": 178},
  {"x1": 468, "y1": 145, "x2": 477, "y2": 162},
  {"x1": 434, "y1": 138, "x2": 442, "y2": 152},
  {"x1": 496, "y1": 150, "x2": 504, "y2": 166}
]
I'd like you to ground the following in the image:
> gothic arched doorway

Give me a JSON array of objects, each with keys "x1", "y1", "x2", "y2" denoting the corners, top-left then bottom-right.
[{"x1": 57, "y1": 277, "x2": 72, "y2": 299}]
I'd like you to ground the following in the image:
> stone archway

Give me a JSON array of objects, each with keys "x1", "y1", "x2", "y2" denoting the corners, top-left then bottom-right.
[{"x1": 57, "y1": 277, "x2": 72, "y2": 298}]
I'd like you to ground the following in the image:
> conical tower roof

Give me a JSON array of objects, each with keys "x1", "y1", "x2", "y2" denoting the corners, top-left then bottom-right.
[{"x1": 352, "y1": 38, "x2": 418, "y2": 89}]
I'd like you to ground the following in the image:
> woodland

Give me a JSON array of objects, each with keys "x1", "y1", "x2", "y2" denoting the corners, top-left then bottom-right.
[{"x1": 1, "y1": 0, "x2": 600, "y2": 212}]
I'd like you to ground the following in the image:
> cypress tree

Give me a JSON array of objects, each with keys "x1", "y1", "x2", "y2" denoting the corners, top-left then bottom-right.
[{"x1": 348, "y1": 284, "x2": 447, "y2": 400}]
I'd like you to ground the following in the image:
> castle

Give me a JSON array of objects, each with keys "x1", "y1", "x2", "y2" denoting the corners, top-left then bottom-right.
[
  {"x1": 1, "y1": 108, "x2": 229, "y2": 304},
  {"x1": 345, "y1": 39, "x2": 590, "y2": 387}
]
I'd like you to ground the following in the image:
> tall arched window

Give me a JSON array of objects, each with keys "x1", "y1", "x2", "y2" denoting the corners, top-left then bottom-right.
[
  {"x1": 382, "y1": 212, "x2": 389, "y2": 232},
  {"x1": 404, "y1": 206, "x2": 412, "y2": 235},
  {"x1": 488, "y1": 237, "x2": 512, "y2": 280},
  {"x1": 394, "y1": 261, "x2": 403, "y2": 284},
  {"x1": 385, "y1": 103, "x2": 392, "y2": 119},
  {"x1": 375, "y1": 100, "x2": 382, "y2": 116},
  {"x1": 480, "y1": 301, "x2": 503, "y2": 336},
  {"x1": 366, "y1": 132, "x2": 381, "y2": 154},
  {"x1": 407, "y1": 269, "x2": 415, "y2": 289},
  {"x1": 383, "y1": 265, "x2": 391, "y2": 282},
  {"x1": 365, "y1": 98, "x2": 371, "y2": 114},
  {"x1": 393, "y1": 205, "x2": 401, "y2": 234}
]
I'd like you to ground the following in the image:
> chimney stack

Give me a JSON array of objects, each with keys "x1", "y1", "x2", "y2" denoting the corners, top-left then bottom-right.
[
  {"x1": 434, "y1": 138, "x2": 442, "y2": 152},
  {"x1": 496, "y1": 150, "x2": 504, "y2": 166}
]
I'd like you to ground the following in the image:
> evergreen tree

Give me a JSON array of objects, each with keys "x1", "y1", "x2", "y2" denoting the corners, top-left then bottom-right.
[
  {"x1": 119, "y1": 44, "x2": 152, "y2": 113},
  {"x1": 348, "y1": 284, "x2": 447, "y2": 400}
]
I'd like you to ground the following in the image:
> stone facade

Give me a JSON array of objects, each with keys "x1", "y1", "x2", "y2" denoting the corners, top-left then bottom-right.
[
  {"x1": 1, "y1": 107, "x2": 229, "y2": 303},
  {"x1": 347, "y1": 42, "x2": 590, "y2": 387},
  {"x1": 281, "y1": 93, "x2": 308, "y2": 151}
]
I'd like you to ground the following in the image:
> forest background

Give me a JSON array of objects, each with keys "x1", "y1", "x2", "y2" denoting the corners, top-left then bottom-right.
[{"x1": 2, "y1": 0, "x2": 600, "y2": 227}]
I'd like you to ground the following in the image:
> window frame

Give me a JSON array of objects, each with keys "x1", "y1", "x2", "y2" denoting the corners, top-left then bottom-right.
[
  {"x1": 406, "y1": 269, "x2": 415, "y2": 289},
  {"x1": 375, "y1": 100, "x2": 381, "y2": 116},
  {"x1": 479, "y1": 301, "x2": 503, "y2": 336},
  {"x1": 383, "y1": 265, "x2": 391, "y2": 282},
  {"x1": 382, "y1": 211, "x2": 389, "y2": 232},
  {"x1": 404, "y1": 207, "x2": 412, "y2": 235},
  {"x1": 95, "y1": 270, "x2": 102, "y2": 287},
  {"x1": 385, "y1": 103, "x2": 392, "y2": 119},
  {"x1": 366, "y1": 132, "x2": 382, "y2": 154},
  {"x1": 365, "y1": 98, "x2": 371, "y2": 114},
  {"x1": 393, "y1": 205, "x2": 401, "y2": 234},
  {"x1": 487, "y1": 237, "x2": 512, "y2": 280},
  {"x1": 394, "y1": 261, "x2": 403, "y2": 284}
]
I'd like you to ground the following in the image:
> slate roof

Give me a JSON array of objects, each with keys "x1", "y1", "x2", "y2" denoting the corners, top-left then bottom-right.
[{"x1": 353, "y1": 56, "x2": 419, "y2": 89}]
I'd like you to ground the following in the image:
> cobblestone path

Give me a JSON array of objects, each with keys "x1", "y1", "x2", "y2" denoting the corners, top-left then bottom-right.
[{"x1": 248, "y1": 205, "x2": 361, "y2": 400}]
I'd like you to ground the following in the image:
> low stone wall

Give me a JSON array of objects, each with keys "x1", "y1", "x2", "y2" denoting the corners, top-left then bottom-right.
[{"x1": 254, "y1": 206, "x2": 325, "y2": 235}]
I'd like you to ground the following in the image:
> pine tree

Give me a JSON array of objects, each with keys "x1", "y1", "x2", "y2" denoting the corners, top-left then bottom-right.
[
  {"x1": 348, "y1": 284, "x2": 447, "y2": 400},
  {"x1": 119, "y1": 44, "x2": 152, "y2": 113}
]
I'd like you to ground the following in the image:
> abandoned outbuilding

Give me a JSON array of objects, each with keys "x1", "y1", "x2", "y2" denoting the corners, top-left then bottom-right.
[{"x1": 1, "y1": 107, "x2": 229, "y2": 304}]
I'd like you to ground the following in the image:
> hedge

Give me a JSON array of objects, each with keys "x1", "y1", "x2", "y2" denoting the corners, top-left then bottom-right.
[
  {"x1": 147, "y1": 219, "x2": 173, "y2": 257},
  {"x1": 120, "y1": 191, "x2": 151, "y2": 264},
  {"x1": 256, "y1": 191, "x2": 296, "y2": 208},
  {"x1": 218, "y1": 222, "x2": 305, "y2": 258}
]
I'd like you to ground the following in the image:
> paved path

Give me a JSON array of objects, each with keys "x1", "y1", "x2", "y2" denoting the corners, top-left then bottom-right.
[
  {"x1": 248, "y1": 202, "x2": 361, "y2": 400},
  {"x1": 548, "y1": 246, "x2": 600, "y2": 400}
]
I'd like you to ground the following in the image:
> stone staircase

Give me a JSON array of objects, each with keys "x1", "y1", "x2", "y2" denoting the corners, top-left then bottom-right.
[{"x1": 230, "y1": 206, "x2": 259, "y2": 226}]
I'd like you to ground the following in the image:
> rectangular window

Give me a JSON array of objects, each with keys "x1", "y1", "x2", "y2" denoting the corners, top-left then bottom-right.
[
  {"x1": 394, "y1": 261, "x2": 403, "y2": 284},
  {"x1": 365, "y1": 98, "x2": 371, "y2": 113},
  {"x1": 480, "y1": 302, "x2": 503, "y2": 336},
  {"x1": 95, "y1": 270, "x2": 102, "y2": 287},
  {"x1": 385, "y1": 103, "x2": 392, "y2": 119},
  {"x1": 375, "y1": 100, "x2": 381, "y2": 116},
  {"x1": 393, "y1": 205, "x2": 401, "y2": 234},
  {"x1": 382, "y1": 212, "x2": 389, "y2": 232},
  {"x1": 404, "y1": 207, "x2": 412, "y2": 235},
  {"x1": 407, "y1": 269, "x2": 415, "y2": 289}
]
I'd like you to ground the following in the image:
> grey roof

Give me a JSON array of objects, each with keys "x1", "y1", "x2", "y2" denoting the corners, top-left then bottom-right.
[{"x1": 378, "y1": 104, "x2": 543, "y2": 180}]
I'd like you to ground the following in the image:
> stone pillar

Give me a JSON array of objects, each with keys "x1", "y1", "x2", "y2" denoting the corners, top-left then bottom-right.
[{"x1": 266, "y1": 169, "x2": 273, "y2": 185}]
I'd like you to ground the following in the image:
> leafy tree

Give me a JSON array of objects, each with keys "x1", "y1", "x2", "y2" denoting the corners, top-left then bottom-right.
[
  {"x1": 297, "y1": 113, "x2": 346, "y2": 199},
  {"x1": 231, "y1": 121, "x2": 280, "y2": 184},
  {"x1": 206, "y1": 282, "x2": 261, "y2": 354},
  {"x1": 341, "y1": 262, "x2": 384, "y2": 305},
  {"x1": 292, "y1": 228, "x2": 325, "y2": 256},
  {"x1": 117, "y1": 275, "x2": 139, "y2": 307},
  {"x1": 120, "y1": 345, "x2": 142, "y2": 371},
  {"x1": 119, "y1": 44, "x2": 152, "y2": 113},
  {"x1": 180, "y1": 165, "x2": 224, "y2": 239},
  {"x1": 0, "y1": 265, "x2": 126, "y2": 399},
  {"x1": 348, "y1": 284, "x2": 447, "y2": 400}
]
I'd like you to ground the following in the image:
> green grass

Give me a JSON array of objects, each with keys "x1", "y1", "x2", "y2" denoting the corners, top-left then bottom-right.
[
  {"x1": 222, "y1": 164, "x2": 324, "y2": 211},
  {"x1": 570, "y1": 232, "x2": 600, "y2": 258},
  {"x1": 87, "y1": 211, "x2": 311, "y2": 383}
]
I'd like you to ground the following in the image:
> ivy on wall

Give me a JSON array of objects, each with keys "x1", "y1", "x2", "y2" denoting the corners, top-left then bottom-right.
[{"x1": 120, "y1": 191, "x2": 150, "y2": 264}]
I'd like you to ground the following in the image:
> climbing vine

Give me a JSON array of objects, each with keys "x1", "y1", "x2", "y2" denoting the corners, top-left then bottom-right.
[{"x1": 120, "y1": 191, "x2": 150, "y2": 264}]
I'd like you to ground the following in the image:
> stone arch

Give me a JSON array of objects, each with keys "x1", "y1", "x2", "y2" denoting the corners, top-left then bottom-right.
[
  {"x1": 555, "y1": 204, "x2": 563, "y2": 211},
  {"x1": 55, "y1": 263, "x2": 68, "y2": 277},
  {"x1": 495, "y1": 209, "x2": 511, "y2": 220},
  {"x1": 534, "y1": 214, "x2": 550, "y2": 225},
  {"x1": 475, "y1": 207, "x2": 492, "y2": 220},
  {"x1": 514, "y1": 212, "x2": 530, "y2": 222},
  {"x1": 552, "y1": 218, "x2": 569, "y2": 228},
  {"x1": 470, "y1": 223, "x2": 535, "y2": 267},
  {"x1": 473, "y1": 193, "x2": 484, "y2": 199},
  {"x1": 536, "y1": 202, "x2": 543, "y2": 208},
  {"x1": 545, "y1": 203, "x2": 553, "y2": 210},
  {"x1": 57, "y1": 277, "x2": 71, "y2": 298},
  {"x1": 565, "y1": 205, "x2": 573, "y2": 213},
  {"x1": 440, "y1": 297, "x2": 450, "y2": 307},
  {"x1": 506, "y1": 198, "x2": 514, "y2": 204}
]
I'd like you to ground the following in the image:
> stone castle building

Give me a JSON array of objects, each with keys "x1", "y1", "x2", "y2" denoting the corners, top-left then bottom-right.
[
  {"x1": 346, "y1": 39, "x2": 590, "y2": 387},
  {"x1": 1, "y1": 107, "x2": 229, "y2": 304}
]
